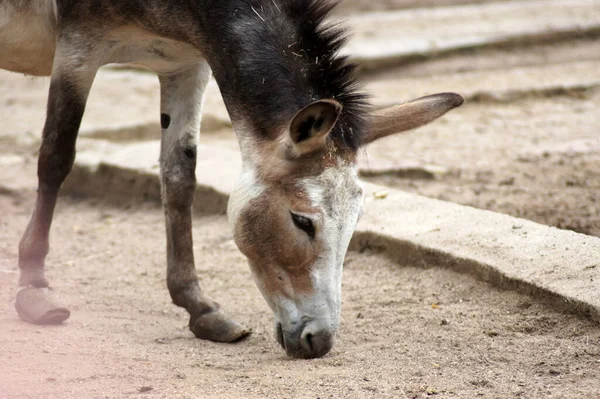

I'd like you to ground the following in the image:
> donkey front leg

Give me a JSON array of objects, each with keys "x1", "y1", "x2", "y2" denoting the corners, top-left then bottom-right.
[
  {"x1": 159, "y1": 63, "x2": 250, "y2": 342},
  {"x1": 16, "y1": 39, "x2": 99, "y2": 324}
]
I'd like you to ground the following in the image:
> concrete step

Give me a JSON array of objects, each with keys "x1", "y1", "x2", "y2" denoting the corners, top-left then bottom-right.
[
  {"x1": 368, "y1": 37, "x2": 600, "y2": 80},
  {"x1": 367, "y1": 60, "x2": 600, "y2": 107},
  {"x1": 4, "y1": 59, "x2": 596, "y2": 151},
  {"x1": 336, "y1": 0, "x2": 505, "y2": 14},
  {"x1": 355, "y1": 181, "x2": 600, "y2": 323},
  {"x1": 345, "y1": 0, "x2": 600, "y2": 71},
  {"x1": 3, "y1": 0, "x2": 599, "y2": 145},
  {"x1": 63, "y1": 139, "x2": 600, "y2": 325},
  {"x1": 358, "y1": 89, "x2": 600, "y2": 177},
  {"x1": 67, "y1": 139, "x2": 239, "y2": 215},
  {"x1": 0, "y1": 69, "x2": 230, "y2": 144}
]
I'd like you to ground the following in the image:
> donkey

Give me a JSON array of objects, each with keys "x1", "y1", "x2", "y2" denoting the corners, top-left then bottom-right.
[{"x1": 1, "y1": 0, "x2": 462, "y2": 358}]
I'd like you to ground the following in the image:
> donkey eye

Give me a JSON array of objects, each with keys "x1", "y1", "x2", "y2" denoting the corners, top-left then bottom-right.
[{"x1": 290, "y1": 213, "x2": 315, "y2": 239}]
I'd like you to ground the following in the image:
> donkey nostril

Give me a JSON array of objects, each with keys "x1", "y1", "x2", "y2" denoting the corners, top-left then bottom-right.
[
  {"x1": 299, "y1": 326, "x2": 334, "y2": 358},
  {"x1": 305, "y1": 333, "x2": 314, "y2": 352},
  {"x1": 276, "y1": 321, "x2": 335, "y2": 358},
  {"x1": 276, "y1": 323, "x2": 285, "y2": 349}
]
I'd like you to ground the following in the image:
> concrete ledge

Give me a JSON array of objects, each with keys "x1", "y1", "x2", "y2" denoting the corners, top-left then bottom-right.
[
  {"x1": 79, "y1": 113, "x2": 231, "y2": 142},
  {"x1": 368, "y1": 61, "x2": 600, "y2": 109},
  {"x1": 354, "y1": 25, "x2": 600, "y2": 74},
  {"x1": 345, "y1": 0, "x2": 600, "y2": 72},
  {"x1": 64, "y1": 142, "x2": 600, "y2": 324},
  {"x1": 0, "y1": 68, "x2": 232, "y2": 145},
  {"x1": 373, "y1": 82, "x2": 600, "y2": 111},
  {"x1": 64, "y1": 141, "x2": 239, "y2": 215},
  {"x1": 353, "y1": 183, "x2": 600, "y2": 322}
]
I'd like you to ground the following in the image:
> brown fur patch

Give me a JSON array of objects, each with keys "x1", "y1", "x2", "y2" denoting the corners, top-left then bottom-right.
[
  {"x1": 231, "y1": 130, "x2": 361, "y2": 301},
  {"x1": 234, "y1": 192, "x2": 318, "y2": 297}
]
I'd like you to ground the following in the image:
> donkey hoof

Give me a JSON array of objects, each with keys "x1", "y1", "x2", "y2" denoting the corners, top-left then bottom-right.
[
  {"x1": 189, "y1": 309, "x2": 251, "y2": 343},
  {"x1": 15, "y1": 287, "x2": 70, "y2": 325}
]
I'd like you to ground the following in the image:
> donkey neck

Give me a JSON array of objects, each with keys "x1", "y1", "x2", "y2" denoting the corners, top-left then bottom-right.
[
  {"x1": 207, "y1": 0, "x2": 304, "y2": 138},
  {"x1": 197, "y1": 0, "x2": 368, "y2": 159},
  {"x1": 202, "y1": 1, "x2": 336, "y2": 144}
]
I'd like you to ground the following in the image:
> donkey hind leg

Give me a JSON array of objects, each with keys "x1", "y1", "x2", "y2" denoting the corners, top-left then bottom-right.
[
  {"x1": 159, "y1": 63, "x2": 250, "y2": 343},
  {"x1": 16, "y1": 39, "x2": 100, "y2": 325}
]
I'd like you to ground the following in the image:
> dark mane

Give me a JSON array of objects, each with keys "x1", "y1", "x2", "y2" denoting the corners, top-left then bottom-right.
[{"x1": 205, "y1": 0, "x2": 370, "y2": 152}]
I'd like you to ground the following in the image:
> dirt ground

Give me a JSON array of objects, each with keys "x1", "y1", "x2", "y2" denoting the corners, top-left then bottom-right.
[
  {"x1": 1, "y1": 168, "x2": 600, "y2": 398},
  {"x1": 356, "y1": 36, "x2": 600, "y2": 238},
  {"x1": 363, "y1": 89, "x2": 600, "y2": 238},
  {"x1": 340, "y1": 0, "x2": 600, "y2": 239},
  {"x1": 2, "y1": 0, "x2": 600, "y2": 397}
]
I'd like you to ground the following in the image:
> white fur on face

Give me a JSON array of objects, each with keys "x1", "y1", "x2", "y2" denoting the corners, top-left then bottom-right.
[
  {"x1": 228, "y1": 144, "x2": 364, "y2": 335},
  {"x1": 284, "y1": 161, "x2": 365, "y2": 329},
  {"x1": 227, "y1": 164, "x2": 266, "y2": 227}
]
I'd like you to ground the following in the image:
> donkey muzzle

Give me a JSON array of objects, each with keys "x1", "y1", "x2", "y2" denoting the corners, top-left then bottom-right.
[{"x1": 276, "y1": 320, "x2": 335, "y2": 359}]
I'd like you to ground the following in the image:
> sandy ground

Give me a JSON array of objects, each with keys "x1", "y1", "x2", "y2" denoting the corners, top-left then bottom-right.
[
  {"x1": 1, "y1": 166, "x2": 600, "y2": 398},
  {"x1": 1, "y1": 0, "x2": 600, "y2": 397},
  {"x1": 362, "y1": 89, "x2": 600, "y2": 237}
]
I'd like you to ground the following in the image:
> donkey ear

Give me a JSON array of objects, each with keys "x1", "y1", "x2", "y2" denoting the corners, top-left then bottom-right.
[
  {"x1": 287, "y1": 99, "x2": 342, "y2": 156},
  {"x1": 364, "y1": 93, "x2": 464, "y2": 145}
]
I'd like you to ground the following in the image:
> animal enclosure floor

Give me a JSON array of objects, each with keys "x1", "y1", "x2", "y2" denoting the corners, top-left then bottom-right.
[
  {"x1": 1, "y1": 186, "x2": 599, "y2": 398},
  {"x1": 362, "y1": 90, "x2": 600, "y2": 238},
  {"x1": 1, "y1": 0, "x2": 600, "y2": 396}
]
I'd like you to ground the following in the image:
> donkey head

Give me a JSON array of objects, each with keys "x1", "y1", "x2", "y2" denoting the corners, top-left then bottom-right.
[{"x1": 228, "y1": 92, "x2": 463, "y2": 358}]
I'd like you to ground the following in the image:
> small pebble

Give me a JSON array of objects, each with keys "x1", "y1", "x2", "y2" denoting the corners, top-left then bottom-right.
[{"x1": 373, "y1": 190, "x2": 388, "y2": 199}]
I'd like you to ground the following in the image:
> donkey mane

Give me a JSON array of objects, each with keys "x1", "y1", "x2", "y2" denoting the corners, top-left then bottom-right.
[{"x1": 208, "y1": 0, "x2": 370, "y2": 152}]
